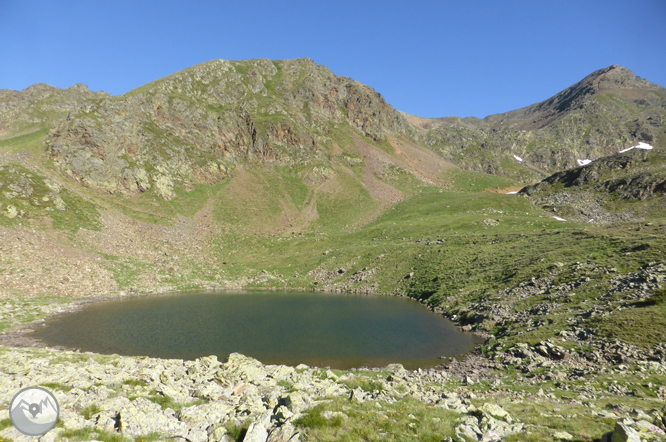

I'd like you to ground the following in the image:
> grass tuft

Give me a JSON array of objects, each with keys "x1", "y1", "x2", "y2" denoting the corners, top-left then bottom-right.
[
  {"x1": 80, "y1": 403, "x2": 102, "y2": 420},
  {"x1": 40, "y1": 382, "x2": 73, "y2": 393},
  {"x1": 123, "y1": 379, "x2": 148, "y2": 387}
]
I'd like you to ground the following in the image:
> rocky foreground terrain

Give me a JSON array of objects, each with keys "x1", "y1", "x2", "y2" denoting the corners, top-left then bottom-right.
[{"x1": 0, "y1": 332, "x2": 665, "y2": 442}]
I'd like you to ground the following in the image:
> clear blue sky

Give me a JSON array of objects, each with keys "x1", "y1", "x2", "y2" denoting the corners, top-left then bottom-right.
[{"x1": 1, "y1": 1, "x2": 665, "y2": 118}]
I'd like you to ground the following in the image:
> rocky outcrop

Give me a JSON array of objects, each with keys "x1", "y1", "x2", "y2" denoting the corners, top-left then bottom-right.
[
  {"x1": 0, "y1": 164, "x2": 70, "y2": 220},
  {"x1": 523, "y1": 147, "x2": 666, "y2": 200},
  {"x1": 454, "y1": 402, "x2": 523, "y2": 441},
  {"x1": 602, "y1": 418, "x2": 666, "y2": 442},
  {"x1": 450, "y1": 260, "x2": 666, "y2": 368},
  {"x1": 0, "y1": 83, "x2": 108, "y2": 136},
  {"x1": 521, "y1": 147, "x2": 666, "y2": 223}
]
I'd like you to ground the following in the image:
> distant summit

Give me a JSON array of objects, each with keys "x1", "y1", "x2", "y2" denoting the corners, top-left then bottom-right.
[
  {"x1": 489, "y1": 64, "x2": 664, "y2": 130},
  {"x1": 422, "y1": 65, "x2": 666, "y2": 180}
]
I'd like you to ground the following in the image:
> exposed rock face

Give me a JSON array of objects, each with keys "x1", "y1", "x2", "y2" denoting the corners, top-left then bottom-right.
[
  {"x1": 610, "y1": 422, "x2": 642, "y2": 442},
  {"x1": 423, "y1": 65, "x2": 666, "y2": 179},
  {"x1": 45, "y1": 58, "x2": 418, "y2": 199}
]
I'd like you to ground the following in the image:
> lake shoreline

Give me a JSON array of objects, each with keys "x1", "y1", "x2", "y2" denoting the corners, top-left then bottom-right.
[
  {"x1": 1, "y1": 281, "x2": 665, "y2": 441},
  {"x1": 0, "y1": 287, "x2": 486, "y2": 371}
]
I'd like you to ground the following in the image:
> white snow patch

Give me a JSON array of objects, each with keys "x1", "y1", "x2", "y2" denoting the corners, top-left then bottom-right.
[
  {"x1": 506, "y1": 191, "x2": 518, "y2": 194},
  {"x1": 552, "y1": 216, "x2": 567, "y2": 221},
  {"x1": 619, "y1": 142, "x2": 654, "y2": 153},
  {"x1": 513, "y1": 155, "x2": 523, "y2": 163},
  {"x1": 577, "y1": 159, "x2": 592, "y2": 166}
]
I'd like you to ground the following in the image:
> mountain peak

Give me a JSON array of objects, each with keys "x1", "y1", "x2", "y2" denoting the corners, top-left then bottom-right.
[
  {"x1": 67, "y1": 83, "x2": 90, "y2": 92},
  {"x1": 22, "y1": 83, "x2": 61, "y2": 95},
  {"x1": 585, "y1": 64, "x2": 661, "y2": 93},
  {"x1": 480, "y1": 64, "x2": 665, "y2": 131}
]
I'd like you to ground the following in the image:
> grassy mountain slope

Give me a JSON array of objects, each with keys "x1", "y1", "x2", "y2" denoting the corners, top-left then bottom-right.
[{"x1": 1, "y1": 58, "x2": 462, "y2": 237}]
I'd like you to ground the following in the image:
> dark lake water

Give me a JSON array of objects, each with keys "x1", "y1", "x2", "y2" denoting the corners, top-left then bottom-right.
[{"x1": 33, "y1": 291, "x2": 481, "y2": 369}]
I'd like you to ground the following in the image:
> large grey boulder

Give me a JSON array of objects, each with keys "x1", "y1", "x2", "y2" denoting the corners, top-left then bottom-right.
[
  {"x1": 243, "y1": 421, "x2": 268, "y2": 442},
  {"x1": 267, "y1": 422, "x2": 301, "y2": 442},
  {"x1": 611, "y1": 422, "x2": 641, "y2": 442},
  {"x1": 220, "y1": 353, "x2": 268, "y2": 383},
  {"x1": 118, "y1": 397, "x2": 187, "y2": 437},
  {"x1": 281, "y1": 391, "x2": 312, "y2": 414}
]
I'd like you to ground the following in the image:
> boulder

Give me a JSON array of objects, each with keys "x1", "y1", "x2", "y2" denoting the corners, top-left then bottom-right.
[
  {"x1": 243, "y1": 421, "x2": 268, "y2": 442},
  {"x1": 273, "y1": 405, "x2": 294, "y2": 423},
  {"x1": 480, "y1": 403, "x2": 513, "y2": 423},
  {"x1": 610, "y1": 422, "x2": 641, "y2": 442},
  {"x1": 281, "y1": 391, "x2": 311, "y2": 414},
  {"x1": 321, "y1": 410, "x2": 348, "y2": 420},
  {"x1": 59, "y1": 408, "x2": 88, "y2": 430},
  {"x1": 267, "y1": 422, "x2": 300, "y2": 442},
  {"x1": 349, "y1": 387, "x2": 371, "y2": 403},
  {"x1": 221, "y1": 353, "x2": 268, "y2": 383},
  {"x1": 118, "y1": 397, "x2": 187, "y2": 437},
  {"x1": 177, "y1": 402, "x2": 234, "y2": 432}
]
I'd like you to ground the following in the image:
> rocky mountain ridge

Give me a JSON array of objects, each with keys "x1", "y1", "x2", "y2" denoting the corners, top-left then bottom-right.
[
  {"x1": 422, "y1": 65, "x2": 666, "y2": 180},
  {"x1": 44, "y1": 58, "x2": 419, "y2": 199},
  {"x1": 3, "y1": 61, "x2": 665, "y2": 201},
  {"x1": 0, "y1": 83, "x2": 108, "y2": 138}
]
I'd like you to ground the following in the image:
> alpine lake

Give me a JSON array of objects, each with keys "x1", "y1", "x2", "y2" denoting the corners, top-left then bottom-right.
[{"x1": 32, "y1": 291, "x2": 482, "y2": 370}]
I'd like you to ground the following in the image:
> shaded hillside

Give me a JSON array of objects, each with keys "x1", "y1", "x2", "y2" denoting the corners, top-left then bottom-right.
[
  {"x1": 424, "y1": 65, "x2": 666, "y2": 180},
  {"x1": 521, "y1": 146, "x2": 666, "y2": 223}
]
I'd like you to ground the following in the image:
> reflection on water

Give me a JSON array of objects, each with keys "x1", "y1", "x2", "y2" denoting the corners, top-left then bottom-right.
[{"x1": 33, "y1": 291, "x2": 481, "y2": 369}]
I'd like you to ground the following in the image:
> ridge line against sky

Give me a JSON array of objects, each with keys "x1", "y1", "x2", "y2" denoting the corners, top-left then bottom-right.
[{"x1": 1, "y1": 0, "x2": 665, "y2": 118}]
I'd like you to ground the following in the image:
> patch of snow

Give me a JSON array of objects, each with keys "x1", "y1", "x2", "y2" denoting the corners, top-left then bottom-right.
[
  {"x1": 577, "y1": 159, "x2": 592, "y2": 166},
  {"x1": 619, "y1": 142, "x2": 654, "y2": 153},
  {"x1": 552, "y1": 216, "x2": 566, "y2": 221},
  {"x1": 513, "y1": 155, "x2": 523, "y2": 163},
  {"x1": 506, "y1": 191, "x2": 518, "y2": 194}
]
